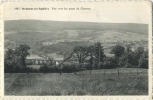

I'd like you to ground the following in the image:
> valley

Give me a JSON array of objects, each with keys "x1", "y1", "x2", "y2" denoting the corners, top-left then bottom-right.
[{"x1": 4, "y1": 20, "x2": 148, "y2": 55}]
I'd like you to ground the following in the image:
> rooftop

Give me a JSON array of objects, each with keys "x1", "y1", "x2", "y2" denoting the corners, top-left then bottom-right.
[
  {"x1": 26, "y1": 55, "x2": 47, "y2": 60},
  {"x1": 105, "y1": 53, "x2": 114, "y2": 57}
]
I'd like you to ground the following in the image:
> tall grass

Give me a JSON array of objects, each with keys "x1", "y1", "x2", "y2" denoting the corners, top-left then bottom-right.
[{"x1": 5, "y1": 69, "x2": 148, "y2": 95}]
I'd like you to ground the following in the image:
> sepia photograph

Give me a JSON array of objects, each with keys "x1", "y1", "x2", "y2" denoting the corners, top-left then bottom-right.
[{"x1": 2, "y1": 2, "x2": 151, "y2": 97}]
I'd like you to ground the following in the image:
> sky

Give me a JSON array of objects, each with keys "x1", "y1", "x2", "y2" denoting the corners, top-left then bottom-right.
[{"x1": 3, "y1": 1, "x2": 151, "y2": 24}]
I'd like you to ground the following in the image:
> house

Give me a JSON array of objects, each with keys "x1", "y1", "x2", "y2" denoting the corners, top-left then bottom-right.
[
  {"x1": 26, "y1": 55, "x2": 50, "y2": 65},
  {"x1": 26, "y1": 53, "x2": 65, "y2": 66}
]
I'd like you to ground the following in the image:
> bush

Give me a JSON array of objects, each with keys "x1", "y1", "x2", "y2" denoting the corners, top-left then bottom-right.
[
  {"x1": 61, "y1": 62, "x2": 77, "y2": 73},
  {"x1": 98, "y1": 62, "x2": 103, "y2": 69},
  {"x1": 84, "y1": 63, "x2": 92, "y2": 70},
  {"x1": 21, "y1": 67, "x2": 38, "y2": 73},
  {"x1": 39, "y1": 64, "x2": 59, "y2": 73},
  {"x1": 39, "y1": 64, "x2": 50, "y2": 73},
  {"x1": 5, "y1": 65, "x2": 38, "y2": 73},
  {"x1": 92, "y1": 62, "x2": 98, "y2": 69},
  {"x1": 4, "y1": 64, "x2": 14, "y2": 73},
  {"x1": 75, "y1": 63, "x2": 82, "y2": 69},
  {"x1": 103, "y1": 57, "x2": 116, "y2": 69},
  {"x1": 139, "y1": 58, "x2": 148, "y2": 69},
  {"x1": 51, "y1": 65, "x2": 60, "y2": 73}
]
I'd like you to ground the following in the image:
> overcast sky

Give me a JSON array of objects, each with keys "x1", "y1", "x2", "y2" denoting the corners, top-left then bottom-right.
[{"x1": 3, "y1": 1, "x2": 151, "y2": 24}]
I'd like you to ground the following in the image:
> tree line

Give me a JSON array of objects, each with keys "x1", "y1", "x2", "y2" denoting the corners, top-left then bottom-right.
[{"x1": 4, "y1": 42, "x2": 148, "y2": 74}]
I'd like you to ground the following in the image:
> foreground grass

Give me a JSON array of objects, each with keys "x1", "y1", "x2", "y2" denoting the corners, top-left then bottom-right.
[{"x1": 5, "y1": 69, "x2": 148, "y2": 95}]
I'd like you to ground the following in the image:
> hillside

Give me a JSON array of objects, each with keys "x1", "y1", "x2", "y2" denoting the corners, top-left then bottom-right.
[
  {"x1": 5, "y1": 20, "x2": 148, "y2": 34},
  {"x1": 4, "y1": 20, "x2": 148, "y2": 54},
  {"x1": 37, "y1": 41, "x2": 94, "y2": 53}
]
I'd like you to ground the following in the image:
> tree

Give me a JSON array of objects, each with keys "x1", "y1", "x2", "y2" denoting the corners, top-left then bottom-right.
[
  {"x1": 139, "y1": 50, "x2": 148, "y2": 69},
  {"x1": 87, "y1": 45, "x2": 94, "y2": 74},
  {"x1": 5, "y1": 49, "x2": 22, "y2": 73},
  {"x1": 4, "y1": 49, "x2": 15, "y2": 73},
  {"x1": 110, "y1": 44, "x2": 125, "y2": 75},
  {"x1": 73, "y1": 46, "x2": 89, "y2": 64},
  {"x1": 14, "y1": 44, "x2": 31, "y2": 68},
  {"x1": 110, "y1": 44, "x2": 125, "y2": 58},
  {"x1": 132, "y1": 46, "x2": 144, "y2": 66},
  {"x1": 93, "y1": 42, "x2": 105, "y2": 64},
  {"x1": 102, "y1": 57, "x2": 116, "y2": 75},
  {"x1": 5, "y1": 44, "x2": 31, "y2": 73},
  {"x1": 119, "y1": 45, "x2": 133, "y2": 67},
  {"x1": 5, "y1": 49, "x2": 14, "y2": 60},
  {"x1": 57, "y1": 52, "x2": 74, "y2": 75}
]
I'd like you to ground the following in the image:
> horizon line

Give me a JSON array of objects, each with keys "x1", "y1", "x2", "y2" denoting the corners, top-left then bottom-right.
[{"x1": 4, "y1": 19, "x2": 148, "y2": 25}]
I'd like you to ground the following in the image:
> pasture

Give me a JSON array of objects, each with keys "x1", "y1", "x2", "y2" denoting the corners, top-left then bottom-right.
[{"x1": 5, "y1": 68, "x2": 148, "y2": 95}]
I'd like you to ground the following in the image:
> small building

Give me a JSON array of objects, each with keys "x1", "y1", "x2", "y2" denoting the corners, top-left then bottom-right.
[
  {"x1": 26, "y1": 55, "x2": 50, "y2": 65},
  {"x1": 26, "y1": 53, "x2": 65, "y2": 66}
]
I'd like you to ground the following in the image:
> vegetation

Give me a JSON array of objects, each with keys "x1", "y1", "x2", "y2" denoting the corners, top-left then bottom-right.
[
  {"x1": 4, "y1": 42, "x2": 148, "y2": 74},
  {"x1": 4, "y1": 20, "x2": 148, "y2": 95},
  {"x1": 5, "y1": 44, "x2": 31, "y2": 73},
  {"x1": 5, "y1": 69, "x2": 148, "y2": 95},
  {"x1": 73, "y1": 46, "x2": 89, "y2": 64}
]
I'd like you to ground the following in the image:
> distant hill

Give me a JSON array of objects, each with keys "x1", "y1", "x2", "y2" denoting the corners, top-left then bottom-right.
[
  {"x1": 37, "y1": 41, "x2": 94, "y2": 53},
  {"x1": 4, "y1": 20, "x2": 148, "y2": 54},
  {"x1": 5, "y1": 20, "x2": 148, "y2": 34}
]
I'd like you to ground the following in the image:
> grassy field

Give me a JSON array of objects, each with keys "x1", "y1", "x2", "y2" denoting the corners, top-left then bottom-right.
[{"x1": 5, "y1": 68, "x2": 148, "y2": 96}]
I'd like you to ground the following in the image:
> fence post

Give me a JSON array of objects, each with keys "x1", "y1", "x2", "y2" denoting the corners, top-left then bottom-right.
[
  {"x1": 118, "y1": 69, "x2": 119, "y2": 75},
  {"x1": 137, "y1": 69, "x2": 138, "y2": 74}
]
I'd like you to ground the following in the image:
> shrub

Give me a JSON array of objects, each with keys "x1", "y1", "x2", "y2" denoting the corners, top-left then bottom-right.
[
  {"x1": 39, "y1": 64, "x2": 50, "y2": 73},
  {"x1": 61, "y1": 62, "x2": 77, "y2": 73},
  {"x1": 75, "y1": 63, "x2": 82, "y2": 69},
  {"x1": 103, "y1": 57, "x2": 116, "y2": 69},
  {"x1": 98, "y1": 62, "x2": 103, "y2": 69},
  {"x1": 84, "y1": 63, "x2": 92, "y2": 70},
  {"x1": 51, "y1": 65, "x2": 60, "y2": 73},
  {"x1": 139, "y1": 58, "x2": 148, "y2": 69},
  {"x1": 92, "y1": 62, "x2": 98, "y2": 69}
]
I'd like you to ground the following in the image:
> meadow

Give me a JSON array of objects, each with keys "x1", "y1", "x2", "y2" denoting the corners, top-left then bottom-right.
[{"x1": 5, "y1": 68, "x2": 148, "y2": 96}]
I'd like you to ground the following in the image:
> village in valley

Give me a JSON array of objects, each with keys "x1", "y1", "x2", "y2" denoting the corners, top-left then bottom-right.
[{"x1": 4, "y1": 20, "x2": 148, "y2": 95}]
